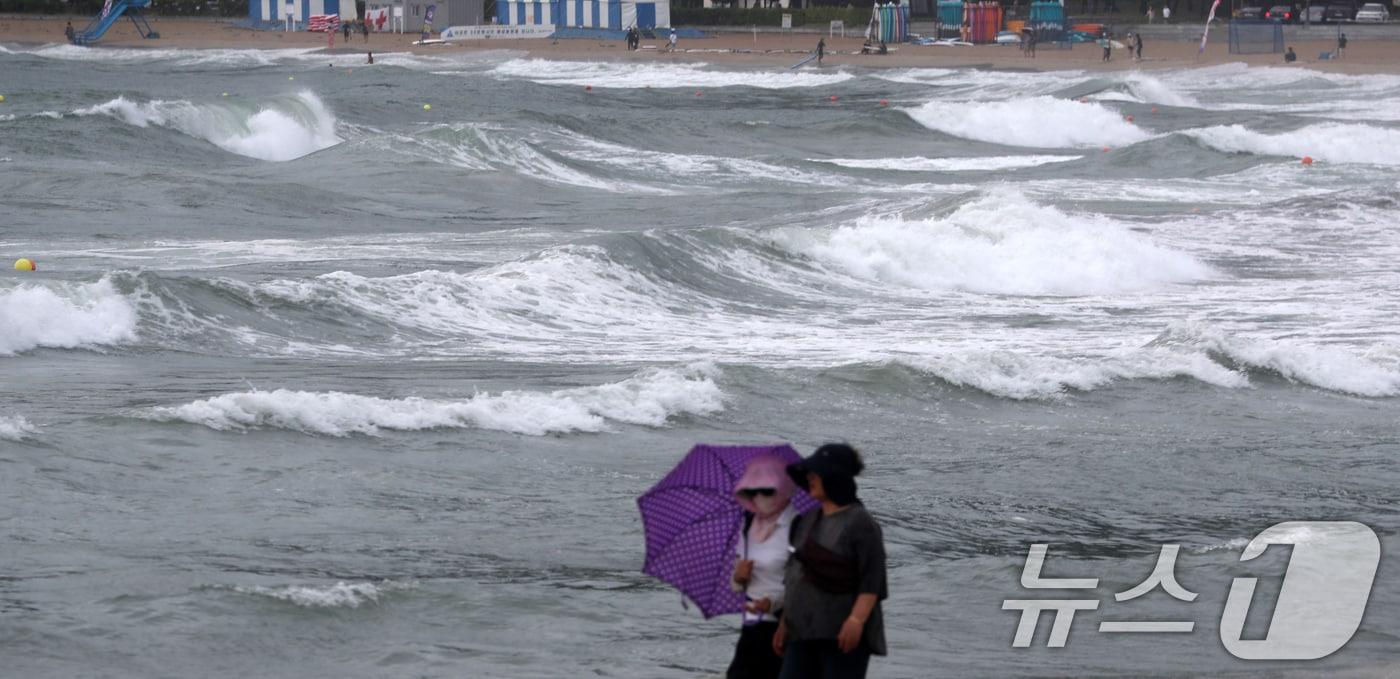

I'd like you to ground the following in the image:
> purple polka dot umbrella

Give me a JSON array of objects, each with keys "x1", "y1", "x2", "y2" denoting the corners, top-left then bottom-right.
[{"x1": 637, "y1": 443, "x2": 818, "y2": 619}]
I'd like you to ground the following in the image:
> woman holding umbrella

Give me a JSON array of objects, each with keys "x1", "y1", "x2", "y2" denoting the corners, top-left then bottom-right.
[
  {"x1": 773, "y1": 443, "x2": 887, "y2": 679},
  {"x1": 727, "y1": 456, "x2": 800, "y2": 679}
]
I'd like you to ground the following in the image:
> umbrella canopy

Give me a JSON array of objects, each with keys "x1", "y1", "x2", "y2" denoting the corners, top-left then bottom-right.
[{"x1": 637, "y1": 443, "x2": 818, "y2": 619}]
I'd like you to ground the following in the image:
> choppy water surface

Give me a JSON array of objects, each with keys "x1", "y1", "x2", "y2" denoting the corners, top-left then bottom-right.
[{"x1": 3, "y1": 44, "x2": 1399, "y2": 677}]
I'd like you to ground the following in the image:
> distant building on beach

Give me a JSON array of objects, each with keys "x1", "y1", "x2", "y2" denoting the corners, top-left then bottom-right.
[
  {"x1": 496, "y1": 0, "x2": 671, "y2": 30},
  {"x1": 249, "y1": 0, "x2": 358, "y2": 25},
  {"x1": 402, "y1": 0, "x2": 489, "y2": 31}
]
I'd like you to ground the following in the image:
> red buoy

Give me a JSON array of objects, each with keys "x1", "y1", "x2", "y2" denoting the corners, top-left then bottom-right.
[{"x1": 1302, "y1": 156, "x2": 1314, "y2": 166}]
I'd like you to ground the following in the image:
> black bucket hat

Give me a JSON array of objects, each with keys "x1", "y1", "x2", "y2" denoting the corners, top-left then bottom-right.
[{"x1": 787, "y1": 443, "x2": 864, "y2": 505}]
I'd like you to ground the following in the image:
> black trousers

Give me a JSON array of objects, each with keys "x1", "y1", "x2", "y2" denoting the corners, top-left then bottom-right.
[
  {"x1": 776, "y1": 640, "x2": 872, "y2": 679},
  {"x1": 727, "y1": 621, "x2": 783, "y2": 679}
]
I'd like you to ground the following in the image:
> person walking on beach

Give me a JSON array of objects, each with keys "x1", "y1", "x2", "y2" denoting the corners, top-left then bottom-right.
[
  {"x1": 1162, "y1": 3, "x2": 1171, "y2": 21},
  {"x1": 726, "y1": 456, "x2": 800, "y2": 679},
  {"x1": 816, "y1": 37, "x2": 826, "y2": 65},
  {"x1": 343, "y1": 18, "x2": 352, "y2": 43},
  {"x1": 1134, "y1": 32, "x2": 1143, "y2": 61},
  {"x1": 1147, "y1": 5, "x2": 1155, "y2": 22},
  {"x1": 1337, "y1": 32, "x2": 1347, "y2": 59},
  {"x1": 668, "y1": 28, "x2": 678, "y2": 52},
  {"x1": 1100, "y1": 33, "x2": 1112, "y2": 62},
  {"x1": 772, "y1": 444, "x2": 888, "y2": 679},
  {"x1": 64, "y1": 20, "x2": 75, "y2": 43},
  {"x1": 361, "y1": 20, "x2": 370, "y2": 42}
]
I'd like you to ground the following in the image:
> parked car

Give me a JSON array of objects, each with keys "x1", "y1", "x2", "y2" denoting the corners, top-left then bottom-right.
[
  {"x1": 1354, "y1": 2, "x2": 1390, "y2": 20},
  {"x1": 1265, "y1": 4, "x2": 1299, "y2": 20},
  {"x1": 1305, "y1": 4, "x2": 1327, "y2": 22},
  {"x1": 1324, "y1": 0, "x2": 1359, "y2": 20},
  {"x1": 1238, "y1": 4, "x2": 1268, "y2": 18}
]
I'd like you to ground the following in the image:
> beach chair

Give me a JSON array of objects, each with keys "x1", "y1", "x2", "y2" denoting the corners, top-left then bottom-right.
[{"x1": 1318, "y1": 50, "x2": 1333, "y2": 60}]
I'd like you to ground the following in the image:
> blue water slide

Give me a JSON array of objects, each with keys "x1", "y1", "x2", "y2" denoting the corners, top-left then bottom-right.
[{"x1": 72, "y1": 0, "x2": 161, "y2": 45}]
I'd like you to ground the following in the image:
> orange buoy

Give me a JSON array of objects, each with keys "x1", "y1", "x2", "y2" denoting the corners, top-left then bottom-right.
[
  {"x1": 1302, "y1": 156, "x2": 1314, "y2": 166},
  {"x1": 1102, "y1": 146, "x2": 1111, "y2": 153},
  {"x1": 879, "y1": 99, "x2": 889, "y2": 106},
  {"x1": 695, "y1": 91, "x2": 703, "y2": 97},
  {"x1": 585, "y1": 85, "x2": 593, "y2": 91},
  {"x1": 1124, "y1": 115, "x2": 1134, "y2": 122},
  {"x1": 1151, "y1": 107, "x2": 1159, "y2": 113},
  {"x1": 829, "y1": 95, "x2": 838, "y2": 102}
]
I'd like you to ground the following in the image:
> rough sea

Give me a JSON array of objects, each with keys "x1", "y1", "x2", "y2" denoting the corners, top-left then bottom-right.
[{"x1": 2, "y1": 43, "x2": 1399, "y2": 677}]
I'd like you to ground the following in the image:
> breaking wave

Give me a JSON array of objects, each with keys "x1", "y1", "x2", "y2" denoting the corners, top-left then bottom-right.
[
  {"x1": 1184, "y1": 123, "x2": 1400, "y2": 166},
  {"x1": 0, "y1": 279, "x2": 139, "y2": 356},
  {"x1": 144, "y1": 365, "x2": 725, "y2": 436},
  {"x1": 813, "y1": 155, "x2": 1079, "y2": 172},
  {"x1": 491, "y1": 58, "x2": 853, "y2": 89},
  {"x1": 74, "y1": 91, "x2": 340, "y2": 161},
  {"x1": 231, "y1": 580, "x2": 411, "y2": 608},
  {"x1": 0, "y1": 415, "x2": 38, "y2": 442},
  {"x1": 905, "y1": 96, "x2": 1151, "y2": 149},
  {"x1": 24, "y1": 44, "x2": 318, "y2": 68},
  {"x1": 771, "y1": 190, "x2": 1213, "y2": 296},
  {"x1": 889, "y1": 323, "x2": 1400, "y2": 399}
]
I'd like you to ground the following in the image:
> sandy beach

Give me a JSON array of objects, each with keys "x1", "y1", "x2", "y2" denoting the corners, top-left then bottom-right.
[{"x1": 3, "y1": 14, "x2": 1399, "y2": 74}]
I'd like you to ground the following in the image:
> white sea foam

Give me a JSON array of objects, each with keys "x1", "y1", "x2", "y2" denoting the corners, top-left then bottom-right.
[
  {"x1": 772, "y1": 190, "x2": 1213, "y2": 296},
  {"x1": 1151, "y1": 323, "x2": 1400, "y2": 397},
  {"x1": 241, "y1": 245, "x2": 703, "y2": 345},
  {"x1": 0, "y1": 279, "x2": 139, "y2": 355},
  {"x1": 146, "y1": 366, "x2": 725, "y2": 436},
  {"x1": 0, "y1": 416, "x2": 38, "y2": 442},
  {"x1": 894, "y1": 348, "x2": 1248, "y2": 400},
  {"x1": 1118, "y1": 73, "x2": 1199, "y2": 108},
  {"x1": 1184, "y1": 123, "x2": 1400, "y2": 166},
  {"x1": 558, "y1": 131, "x2": 840, "y2": 187},
  {"x1": 374, "y1": 123, "x2": 673, "y2": 193},
  {"x1": 233, "y1": 581, "x2": 408, "y2": 608},
  {"x1": 886, "y1": 323, "x2": 1400, "y2": 400},
  {"x1": 814, "y1": 155, "x2": 1079, "y2": 172},
  {"x1": 491, "y1": 58, "x2": 853, "y2": 89},
  {"x1": 27, "y1": 44, "x2": 317, "y2": 67},
  {"x1": 74, "y1": 92, "x2": 340, "y2": 161},
  {"x1": 905, "y1": 96, "x2": 1151, "y2": 149}
]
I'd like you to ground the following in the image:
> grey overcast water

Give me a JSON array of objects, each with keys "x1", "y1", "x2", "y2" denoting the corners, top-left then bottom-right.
[{"x1": 2, "y1": 43, "x2": 1399, "y2": 677}]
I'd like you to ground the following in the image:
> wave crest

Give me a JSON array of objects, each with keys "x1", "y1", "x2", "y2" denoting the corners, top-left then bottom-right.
[
  {"x1": 144, "y1": 365, "x2": 725, "y2": 436},
  {"x1": 232, "y1": 580, "x2": 410, "y2": 608},
  {"x1": 773, "y1": 190, "x2": 1212, "y2": 296},
  {"x1": 1184, "y1": 123, "x2": 1400, "y2": 166},
  {"x1": 0, "y1": 279, "x2": 139, "y2": 356},
  {"x1": 905, "y1": 96, "x2": 1150, "y2": 148},
  {"x1": 0, "y1": 416, "x2": 38, "y2": 441},
  {"x1": 75, "y1": 91, "x2": 340, "y2": 161}
]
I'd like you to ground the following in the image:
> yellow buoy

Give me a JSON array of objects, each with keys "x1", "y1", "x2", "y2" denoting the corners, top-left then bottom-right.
[
  {"x1": 288, "y1": 76, "x2": 295, "y2": 80},
  {"x1": 423, "y1": 104, "x2": 432, "y2": 111},
  {"x1": 222, "y1": 92, "x2": 229, "y2": 97},
  {"x1": 14, "y1": 257, "x2": 36, "y2": 271},
  {"x1": 0, "y1": 95, "x2": 6, "y2": 103}
]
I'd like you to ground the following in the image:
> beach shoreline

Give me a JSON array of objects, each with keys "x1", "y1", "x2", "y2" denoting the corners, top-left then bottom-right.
[{"x1": 3, "y1": 14, "x2": 1398, "y2": 74}]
